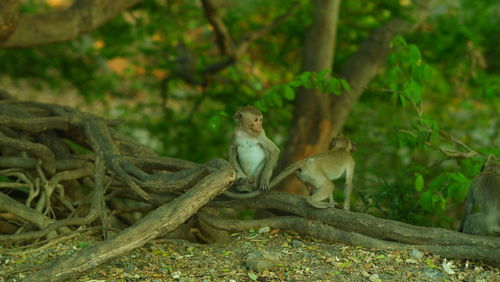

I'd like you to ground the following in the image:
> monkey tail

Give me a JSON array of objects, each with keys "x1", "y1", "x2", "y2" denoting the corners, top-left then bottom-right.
[
  {"x1": 223, "y1": 190, "x2": 262, "y2": 199},
  {"x1": 269, "y1": 160, "x2": 305, "y2": 188},
  {"x1": 223, "y1": 160, "x2": 304, "y2": 199}
]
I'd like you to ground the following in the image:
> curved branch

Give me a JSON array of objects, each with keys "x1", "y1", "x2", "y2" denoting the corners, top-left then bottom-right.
[
  {"x1": 0, "y1": 156, "x2": 105, "y2": 243},
  {"x1": 0, "y1": 192, "x2": 54, "y2": 229},
  {"x1": 0, "y1": 0, "x2": 143, "y2": 48},
  {"x1": 26, "y1": 158, "x2": 235, "y2": 282},
  {"x1": 200, "y1": 212, "x2": 500, "y2": 266},
  {"x1": 0, "y1": 131, "x2": 56, "y2": 174},
  {"x1": 0, "y1": 115, "x2": 71, "y2": 133},
  {"x1": 211, "y1": 192, "x2": 500, "y2": 248}
]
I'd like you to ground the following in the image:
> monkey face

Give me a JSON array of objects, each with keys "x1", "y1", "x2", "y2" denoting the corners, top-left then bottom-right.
[{"x1": 244, "y1": 113, "x2": 263, "y2": 135}]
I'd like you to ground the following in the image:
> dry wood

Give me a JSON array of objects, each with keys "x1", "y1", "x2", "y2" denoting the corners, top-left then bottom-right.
[
  {"x1": 212, "y1": 192, "x2": 500, "y2": 249},
  {"x1": 26, "y1": 159, "x2": 235, "y2": 281},
  {"x1": 199, "y1": 212, "x2": 500, "y2": 266}
]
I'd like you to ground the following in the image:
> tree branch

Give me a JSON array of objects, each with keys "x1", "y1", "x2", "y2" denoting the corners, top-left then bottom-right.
[{"x1": 0, "y1": 0, "x2": 143, "y2": 48}]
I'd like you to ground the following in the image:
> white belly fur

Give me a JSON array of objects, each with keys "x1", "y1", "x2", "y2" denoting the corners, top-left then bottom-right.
[{"x1": 237, "y1": 140, "x2": 266, "y2": 177}]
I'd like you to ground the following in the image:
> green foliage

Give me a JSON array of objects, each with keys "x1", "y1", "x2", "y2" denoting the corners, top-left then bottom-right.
[
  {"x1": 256, "y1": 70, "x2": 350, "y2": 111},
  {"x1": 1, "y1": 0, "x2": 498, "y2": 228}
]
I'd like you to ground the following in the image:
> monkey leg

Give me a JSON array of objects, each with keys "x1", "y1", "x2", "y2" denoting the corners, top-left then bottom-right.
[
  {"x1": 463, "y1": 213, "x2": 488, "y2": 235},
  {"x1": 305, "y1": 180, "x2": 335, "y2": 209}
]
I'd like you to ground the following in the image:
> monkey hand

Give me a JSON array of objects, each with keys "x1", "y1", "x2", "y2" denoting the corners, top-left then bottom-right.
[{"x1": 259, "y1": 177, "x2": 271, "y2": 191}]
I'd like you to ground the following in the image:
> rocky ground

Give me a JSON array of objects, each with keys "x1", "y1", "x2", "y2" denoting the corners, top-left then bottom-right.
[{"x1": 1, "y1": 228, "x2": 498, "y2": 281}]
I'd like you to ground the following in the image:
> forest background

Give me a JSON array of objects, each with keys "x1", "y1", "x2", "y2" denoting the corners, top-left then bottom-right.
[{"x1": 0, "y1": 0, "x2": 498, "y2": 269}]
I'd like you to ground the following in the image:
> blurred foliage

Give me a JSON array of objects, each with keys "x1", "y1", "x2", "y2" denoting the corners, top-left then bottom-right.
[{"x1": 0, "y1": 0, "x2": 498, "y2": 228}]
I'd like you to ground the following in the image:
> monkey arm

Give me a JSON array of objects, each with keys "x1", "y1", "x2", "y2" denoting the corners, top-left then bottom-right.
[
  {"x1": 258, "y1": 140, "x2": 280, "y2": 191},
  {"x1": 229, "y1": 144, "x2": 247, "y2": 178}
]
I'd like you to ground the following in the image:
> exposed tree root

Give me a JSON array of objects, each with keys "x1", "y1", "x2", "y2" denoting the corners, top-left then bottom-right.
[
  {"x1": 25, "y1": 159, "x2": 235, "y2": 281},
  {"x1": 199, "y1": 212, "x2": 500, "y2": 266},
  {"x1": 212, "y1": 192, "x2": 499, "y2": 249}
]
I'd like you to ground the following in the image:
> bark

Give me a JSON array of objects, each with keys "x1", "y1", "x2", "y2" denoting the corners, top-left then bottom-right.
[
  {"x1": 279, "y1": 0, "x2": 340, "y2": 195},
  {"x1": 26, "y1": 159, "x2": 234, "y2": 282},
  {"x1": 280, "y1": 0, "x2": 441, "y2": 194},
  {"x1": 200, "y1": 212, "x2": 500, "y2": 266},
  {"x1": 0, "y1": 0, "x2": 143, "y2": 48},
  {"x1": 0, "y1": 0, "x2": 20, "y2": 42},
  {"x1": 210, "y1": 192, "x2": 500, "y2": 266}
]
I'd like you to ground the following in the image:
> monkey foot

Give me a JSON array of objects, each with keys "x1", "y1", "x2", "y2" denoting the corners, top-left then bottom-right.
[{"x1": 307, "y1": 199, "x2": 336, "y2": 209}]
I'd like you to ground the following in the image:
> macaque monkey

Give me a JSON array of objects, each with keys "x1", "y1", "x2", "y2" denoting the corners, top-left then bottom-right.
[
  {"x1": 225, "y1": 134, "x2": 356, "y2": 211},
  {"x1": 458, "y1": 155, "x2": 500, "y2": 236},
  {"x1": 226, "y1": 106, "x2": 280, "y2": 195},
  {"x1": 292, "y1": 134, "x2": 355, "y2": 210}
]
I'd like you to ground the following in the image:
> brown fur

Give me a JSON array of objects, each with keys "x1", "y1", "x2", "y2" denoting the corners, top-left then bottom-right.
[{"x1": 458, "y1": 155, "x2": 500, "y2": 236}]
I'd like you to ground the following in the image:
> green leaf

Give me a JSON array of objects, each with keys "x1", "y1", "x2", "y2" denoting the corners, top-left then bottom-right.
[
  {"x1": 404, "y1": 80, "x2": 423, "y2": 104},
  {"x1": 248, "y1": 272, "x2": 258, "y2": 281},
  {"x1": 419, "y1": 191, "x2": 434, "y2": 212},
  {"x1": 450, "y1": 172, "x2": 470, "y2": 184},
  {"x1": 388, "y1": 53, "x2": 398, "y2": 65},
  {"x1": 283, "y1": 86, "x2": 295, "y2": 100},
  {"x1": 326, "y1": 79, "x2": 340, "y2": 94},
  {"x1": 429, "y1": 173, "x2": 452, "y2": 189},
  {"x1": 415, "y1": 174, "x2": 424, "y2": 191},
  {"x1": 317, "y1": 69, "x2": 330, "y2": 79},
  {"x1": 447, "y1": 182, "x2": 469, "y2": 202},
  {"x1": 340, "y1": 79, "x2": 351, "y2": 92},
  {"x1": 78, "y1": 242, "x2": 89, "y2": 248},
  {"x1": 390, "y1": 36, "x2": 407, "y2": 48},
  {"x1": 429, "y1": 130, "x2": 440, "y2": 148},
  {"x1": 409, "y1": 45, "x2": 421, "y2": 64}
]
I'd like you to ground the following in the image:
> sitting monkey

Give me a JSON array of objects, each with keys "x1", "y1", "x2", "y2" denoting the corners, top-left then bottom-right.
[
  {"x1": 458, "y1": 155, "x2": 500, "y2": 236},
  {"x1": 226, "y1": 106, "x2": 280, "y2": 194}
]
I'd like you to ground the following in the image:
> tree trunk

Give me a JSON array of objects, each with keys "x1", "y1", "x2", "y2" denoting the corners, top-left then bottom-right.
[
  {"x1": 279, "y1": 0, "x2": 340, "y2": 195},
  {"x1": 280, "y1": 0, "x2": 440, "y2": 194}
]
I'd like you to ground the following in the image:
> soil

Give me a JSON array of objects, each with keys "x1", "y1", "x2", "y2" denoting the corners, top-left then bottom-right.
[{"x1": 1, "y1": 229, "x2": 498, "y2": 281}]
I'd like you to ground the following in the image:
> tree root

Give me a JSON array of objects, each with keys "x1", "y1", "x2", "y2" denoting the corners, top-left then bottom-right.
[
  {"x1": 199, "y1": 211, "x2": 500, "y2": 266},
  {"x1": 25, "y1": 159, "x2": 235, "y2": 281},
  {"x1": 213, "y1": 192, "x2": 499, "y2": 248}
]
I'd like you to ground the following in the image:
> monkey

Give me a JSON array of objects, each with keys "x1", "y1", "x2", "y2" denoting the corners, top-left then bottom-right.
[
  {"x1": 458, "y1": 155, "x2": 500, "y2": 236},
  {"x1": 225, "y1": 133, "x2": 356, "y2": 211},
  {"x1": 294, "y1": 134, "x2": 355, "y2": 210},
  {"x1": 225, "y1": 106, "x2": 280, "y2": 196}
]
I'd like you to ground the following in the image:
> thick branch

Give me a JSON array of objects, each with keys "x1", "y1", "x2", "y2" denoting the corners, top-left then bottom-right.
[
  {"x1": 27, "y1": 158, "x2": 235, "y2": 281},
  {"x1": 0, "y1": 131, "x2": 56, "y2": 174},
  {"x1": 201, "y1": 0, "x2": 236, "y2": 58},
  {"x1": 331, "y1": 0, "x2": 440, "y2": 134},
  {"x1": 212, "y1": 192, "x2": 500, "y2": 248},
  {"x1": 0, "y1": 192, "x2": 54, "y2": 229},
  {"x1": 200, "y1": 212, "x2": 500, "y2": 266},
  {"x1": 0, "y1": 0, "x2": 20, "y2": 42},
  {"x1": 0, "y1": 0, "x2": 143, "y2": 48},
  {"x1": 0, "y1": 115, "x2": 71, "y2": 133}
]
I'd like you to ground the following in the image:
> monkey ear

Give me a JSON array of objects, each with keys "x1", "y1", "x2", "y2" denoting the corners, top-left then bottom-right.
[
  {"x1": 233, "y1": 111, "x2": 242, "y2": 121},
  {"x1": 328, "y1": 138, "x2": 336, "y2": 149}
]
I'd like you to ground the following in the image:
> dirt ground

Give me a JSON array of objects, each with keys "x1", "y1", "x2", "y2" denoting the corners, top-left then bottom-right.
[{"x1": 1, "y1": 228, "x2": 499, "y2": 282}]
